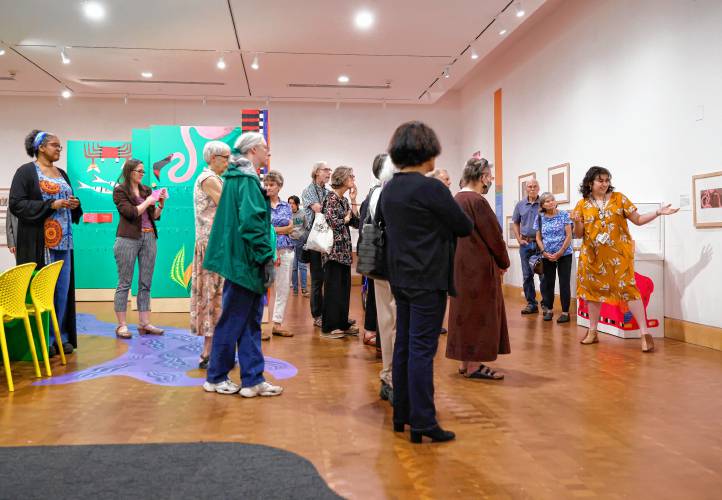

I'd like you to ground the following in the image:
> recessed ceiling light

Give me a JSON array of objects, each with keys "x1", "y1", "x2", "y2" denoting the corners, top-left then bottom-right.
[
  {"x1": 141, "y1": 71, "x2": 153, "y2": 78},
  {"x1": 338, "y1": 75, "x2": 350, "y2": 84},
  {"x1": 515, "y1": 3, "x2": 526, "y2": 17},
  {"x1": 83, "y1": 1, "x2": 106, "y2": 21},
  {"x1": 61, "y1": 47, "x2": 70, "y2": 64},
  {"x1": 470, "y1": 48, "x2": 479, "y2": 60},
  {"x1": 217, "y1": 57, "x2": 226, "y2": 70},
  {"x1": 499, "y1": 28, "x2": 508, "y2": 36},
  {"x1": 251, "y1": 54, "x2": 259, "y2": 70},
  {"x1": 354, "y1": 10, "x2": 374, "y2": 30},
  {"x1": 61, "y1": 88, "x2": 72, "y2": 99},
  {"x1": 0, "y1": 49, "x2": 5, "y2": 56}
]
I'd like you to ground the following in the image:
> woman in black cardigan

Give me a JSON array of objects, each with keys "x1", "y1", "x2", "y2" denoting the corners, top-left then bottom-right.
[
  {"x1": 9, "y1": 130, "x2": 83, "y2": 356},
  {"x1": 376, "y1": 121, "x2": 473, "y2": 444}
]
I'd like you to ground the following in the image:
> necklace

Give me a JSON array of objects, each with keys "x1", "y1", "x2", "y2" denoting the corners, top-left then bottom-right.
[{"x1": 593, "y1": 194, "x2": 608, "y2": 220}]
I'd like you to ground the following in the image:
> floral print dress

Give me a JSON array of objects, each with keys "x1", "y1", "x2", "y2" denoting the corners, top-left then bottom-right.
[
  {"x1": 573, "y1": 191, "x2": 641, "y2": 304},
  {"x1": 36, "y1": 163, "x2": 73, "y2": 260},
  {"x1": 190, "y1": 168, "x2": 224, "y2": 337},
  {"x1": 321, "y1": 190, "x2": 358, "y2": 266}
]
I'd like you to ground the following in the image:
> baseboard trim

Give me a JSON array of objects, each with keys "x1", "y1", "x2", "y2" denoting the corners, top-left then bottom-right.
[{"x1": 665, "y1": 318, "x2": 722, "y2": 351}]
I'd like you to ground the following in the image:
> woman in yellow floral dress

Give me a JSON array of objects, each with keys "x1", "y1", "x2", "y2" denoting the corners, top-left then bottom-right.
[{"x1": 571, "y1": 167, "x2": 678, "y2": 352}]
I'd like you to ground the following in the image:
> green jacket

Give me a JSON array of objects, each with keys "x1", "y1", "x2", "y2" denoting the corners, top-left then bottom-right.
[{"x1": 203, "y1": 161, "x2": 274, "y2": 294}]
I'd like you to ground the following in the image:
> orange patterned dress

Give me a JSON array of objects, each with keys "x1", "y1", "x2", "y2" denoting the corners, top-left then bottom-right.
[{"x1": 573, "y1": 191, "x2": 641, "y2": 304}]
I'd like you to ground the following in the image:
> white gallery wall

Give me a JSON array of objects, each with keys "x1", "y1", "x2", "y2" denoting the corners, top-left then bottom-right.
[
  {"x1": 459, "y1": 0, "x2": 722, "y2": 329},
  {"x1": 0, "y1": 93, "x2": 462, "y2": 270}
]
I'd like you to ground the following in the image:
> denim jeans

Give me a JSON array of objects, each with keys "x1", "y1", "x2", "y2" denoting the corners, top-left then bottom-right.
[
  {"x1": 206, "y1": 281, "x2": 265, "y2": 388},
  {"x1": 519, "y1": 242, "x2": 545, "y2": 307},
  {"x1": 391, "y1": 286, "x2": 447, "y2": 432},
  {"x1": 48, "y1": 249, "x2": 71, "y2": 344},
  {"x1": 291, "y1": 244, "x2": 308, "y2": 292}
]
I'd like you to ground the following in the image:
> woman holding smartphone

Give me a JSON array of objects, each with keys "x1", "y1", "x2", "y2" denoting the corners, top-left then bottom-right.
[{"x1": 9, "y1": 129, "x2": 83, "y2": 356}]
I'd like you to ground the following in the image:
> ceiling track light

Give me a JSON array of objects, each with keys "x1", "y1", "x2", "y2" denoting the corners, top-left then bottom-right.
[
  {"x1": 470, "y1": 47, "x2": 479, "y2": 60},
  {"x1": 498, "y1": 26, "x2": 508, "y2": 36},
  {"x1": 514, "y1": 2, "x2": 526, "y2": 18},
  {"x1": 61, "y1": 47, "x2": 70, "y2": 65},
  {"x1": 123, "y1": 94, "x2": 128, "y2": 105},
  {"x1": 442, "y1": 66, "x2": 450, "y2": 79},
  {"x1": 251, "y1": 54, "x2": 259, "y2": 70}
]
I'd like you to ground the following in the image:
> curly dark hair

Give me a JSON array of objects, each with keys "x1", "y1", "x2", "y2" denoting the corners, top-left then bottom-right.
[
  {"x1": 287, "y1": 195, "x2": 300, "y2": 206},
  {"x1": 579, "y1": 166, "x2": 614, "y2": 198},
  {"x1": 24, "y1": 129, "x2": 55, "y2": 157},
  {"x1": 387, "y1": 121, "x2": 441, "y2": 168}
]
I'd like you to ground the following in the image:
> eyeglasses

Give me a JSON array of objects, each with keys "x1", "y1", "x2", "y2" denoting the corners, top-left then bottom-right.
[
  {"x1": 46, "y1": 143, "x2": 63, "y2": 150},
  {"x1": 215, "y1": 154, "x2": 230, "y2": 159},
  {"x1": 134, "y1": 169, "x2": 145, "y2": 174}
]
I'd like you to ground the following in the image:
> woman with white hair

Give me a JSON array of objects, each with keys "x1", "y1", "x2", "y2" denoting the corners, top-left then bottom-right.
[{"x1": 190, "y1": 140, "x2": 230, "y2": 369}]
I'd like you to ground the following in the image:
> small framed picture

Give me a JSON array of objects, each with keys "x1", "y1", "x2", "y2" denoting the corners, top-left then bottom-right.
[
  {"x1": 548, "y1": 162, "x2": 570, "y2": 204},
  {"x1": 518, "y1": 172, "x2": 536, "y2": 201},
  {"x1": 693, "y1": 171, "x2": 722, "y2": 228},
  {"x1": 506, "y1": 216, "x2": 519, "y2": 247}
]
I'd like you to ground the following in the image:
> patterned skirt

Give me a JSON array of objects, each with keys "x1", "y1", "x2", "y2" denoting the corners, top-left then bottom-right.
[{"x1": 190, "y1": 239, "x2": 224, "y2": 337}]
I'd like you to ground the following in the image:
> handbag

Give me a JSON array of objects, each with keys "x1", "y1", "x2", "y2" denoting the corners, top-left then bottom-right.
[
  {"x1": 356, "y1": 189, "x2": 387, "y2": 280},
  {"x1": 529, "y1": 213, "x2": 544, "y2": 275},
  {"x1": 304, "y1": 199, "x2": 333, "y2": 254}
]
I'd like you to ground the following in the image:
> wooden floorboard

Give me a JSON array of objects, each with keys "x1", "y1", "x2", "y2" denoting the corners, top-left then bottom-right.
[{"x1": 2, "y1": 288, "x2": 721, "y2": 499}]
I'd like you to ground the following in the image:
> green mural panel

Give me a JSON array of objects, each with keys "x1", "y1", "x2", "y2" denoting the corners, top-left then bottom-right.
[{"x1": 67, "y1": 140, "x2": 132, "y2": 289}]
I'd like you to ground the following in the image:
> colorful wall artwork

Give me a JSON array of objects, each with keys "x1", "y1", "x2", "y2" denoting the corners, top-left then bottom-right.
[{"x1": 693, "y1": 171, "x2": 722, "y2": 228}]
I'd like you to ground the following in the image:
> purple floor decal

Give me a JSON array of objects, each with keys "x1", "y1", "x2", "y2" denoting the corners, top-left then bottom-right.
[{"x1": 33, "y1": 314, "x2": 298, "y2": 387}]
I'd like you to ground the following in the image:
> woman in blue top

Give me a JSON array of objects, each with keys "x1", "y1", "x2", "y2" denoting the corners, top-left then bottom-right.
[{"x1": 534, "y1": 192, "x2": 573, "y2": 323}]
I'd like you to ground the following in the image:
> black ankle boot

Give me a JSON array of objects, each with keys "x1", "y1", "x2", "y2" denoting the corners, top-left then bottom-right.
[{"x1": 410, "y1": 426, "x2": 455, "y2": 444}]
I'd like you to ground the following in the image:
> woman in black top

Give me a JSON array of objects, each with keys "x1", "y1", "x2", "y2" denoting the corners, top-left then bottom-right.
[{"x1": 376, "y1": 121, "x2": 472, "y2": 443}]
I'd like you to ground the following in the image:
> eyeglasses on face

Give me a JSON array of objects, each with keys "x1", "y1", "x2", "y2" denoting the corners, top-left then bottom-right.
[
  {"x1": 46, "y1": 143, "x2": 63, "y2": 150},
  {"x1": 133, "y1": 169, "x2": 145, "y2": 174}
]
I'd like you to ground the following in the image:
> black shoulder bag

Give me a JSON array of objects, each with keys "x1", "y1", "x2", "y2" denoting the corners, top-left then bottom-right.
[{"x1": 356, "y1": 186, "x2": 387, "y2": 280}]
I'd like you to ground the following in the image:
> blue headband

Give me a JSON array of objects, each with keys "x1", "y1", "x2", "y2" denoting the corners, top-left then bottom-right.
[{"x1": 33, "y1": 132, "x2": 48, "y2": 152}]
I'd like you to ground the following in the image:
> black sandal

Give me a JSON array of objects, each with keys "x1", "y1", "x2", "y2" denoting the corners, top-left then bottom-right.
[
  {"x1": 198, "y1": 355, "x2": 209, "y2": 369},
  {"x1": 465, "y1": 364, "x2": 504, "y2": 380}
]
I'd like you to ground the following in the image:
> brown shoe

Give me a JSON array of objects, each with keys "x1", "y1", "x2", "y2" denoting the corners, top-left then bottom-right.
[
  {"x1": 580, "y1": 329, "x2": 599, "y2": 345},
  {"x1": 261, "y1": 332, "x2": 271, "y2": 341},
  {"x1": 138, "y1": 324, "x2": 164, "y2": 335},
  {"x1": 115, "y1": 324, "x2": 132, "y2": 339},
  {"x1": 272, "y1": 326, "x2": 294, "y2": 337}
]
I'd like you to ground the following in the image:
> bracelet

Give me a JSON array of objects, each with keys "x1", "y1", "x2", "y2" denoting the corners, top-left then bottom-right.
[{"x1": 655, "y1": 209, "x2": 660, "y2": 216}]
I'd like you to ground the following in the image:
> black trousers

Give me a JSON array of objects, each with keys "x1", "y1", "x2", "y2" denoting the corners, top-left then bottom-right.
[
  {"x1": 309, "y1": 250, "x2": 324, "y2": 318},
  {"x1": 541, "y1": 253, "x2": 573, "y2": 312},
  {"x1": 322, "y1": 260, "x2": 352, "y2": 332},
  {"x1": 391, "y1": 286, "x2": 447, "y2": 432},
  {"x1": 364, "y1": 277, "x2": 378, "y2": 333}
]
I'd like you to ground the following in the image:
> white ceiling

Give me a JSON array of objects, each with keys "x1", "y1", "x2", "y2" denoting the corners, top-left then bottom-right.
[{"x1": 0, "y1": 0, "x2": 545, "y2": 104}]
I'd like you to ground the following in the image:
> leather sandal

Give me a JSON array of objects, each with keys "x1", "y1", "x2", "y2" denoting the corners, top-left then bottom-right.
[
  {"x1": 363, "y1": 331, "x2": 377, "y2": 346},
  {"x1": 580, "y1": 329, "x2": 599, "y2": 345},
  {"x1": 115, "y1": 324, "x2": 132, "y2": 339},
  {"x1": 641, "y1": 333, "x2": 655, "y2": 353},
  {"x1": 138, "y1": 324, "x2": 164, "y2": 335},
  {"x1": 272, "y1": 326, "x2": 294, "y2": 337}
]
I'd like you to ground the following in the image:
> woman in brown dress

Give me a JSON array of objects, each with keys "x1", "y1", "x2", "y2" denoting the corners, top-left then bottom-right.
[{"x1": 446, "y1": 158, "x2": 511, "y2": 380}]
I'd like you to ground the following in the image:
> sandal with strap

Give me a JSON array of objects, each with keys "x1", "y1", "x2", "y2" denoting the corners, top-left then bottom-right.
[
  {"x1": 641, "y1": 333, "x2": 655, "y2": 353},
  {"x1": 115, "y1": 325, "x2": 132, "y2": 339},
  {"x1": 580, "y1": 329, "x2": 599, "y2": 345},
  {"x1": 363, "y1": 331, "x2": 377, "y2": 346},
  {"x1": 465, "y1": 364, "x2": 504, "y2": 380}
]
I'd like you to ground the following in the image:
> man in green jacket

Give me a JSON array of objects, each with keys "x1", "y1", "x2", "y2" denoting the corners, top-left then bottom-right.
[{"x1": 202, "y1": 132, "x2": 283, "y2": 398}]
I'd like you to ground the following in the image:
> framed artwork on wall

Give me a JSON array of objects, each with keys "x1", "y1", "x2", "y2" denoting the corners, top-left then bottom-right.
[
  {"x1": 0, "y1": 187, "x2": 9, "y2": 247},
  {"x1": 506, "y1": 216, "x2": 519, "y2": 247},
  {"x1": 518, "y1": 172, "x2": 536, "y2": 201},
  {"x1": 548, "y1": 162, "x2": 570, "y2": 204},
  {"x1": 693, "y1": 171, "x2": 722, "y2": 228}
]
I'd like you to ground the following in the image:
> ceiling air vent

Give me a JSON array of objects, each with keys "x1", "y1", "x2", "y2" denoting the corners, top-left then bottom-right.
[
  {"x1": 80, "y1": 78, "x2": 224, "y2": 86},
  {"x1": 0, "y1": 76, "x2": 16, "y2": 81}
]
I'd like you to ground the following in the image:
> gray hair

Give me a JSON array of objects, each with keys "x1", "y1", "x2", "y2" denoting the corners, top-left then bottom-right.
[
  {"x1": 264, "y1": 169, "x2": 284, "y2": 187},
  {"x1": 202, "y1": 140, "x2": 230, "y2": 164},
  {"x1": 461, "y1": 157, "x2": 491, "y2": 185},
  {"x1": 311, "y1": 161, "x2": 328, "y2": 180},
  {"x1": 428, "y1": 168, "x2": 449, "y2": 179},
  {"x1": 539, "y1": 192, "x2": 556, "y2": 213},
  {"x1": 234, "y1": 132, "x2": 265, "y2": 155},
  {"x1": 330, "y1": 166, "x2": 354, "y2": 189}
]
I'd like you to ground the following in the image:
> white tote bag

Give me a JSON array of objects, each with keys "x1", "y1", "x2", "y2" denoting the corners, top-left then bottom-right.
[{"x1": 304, "y1": 213, "x2": 333, "y2": 254}]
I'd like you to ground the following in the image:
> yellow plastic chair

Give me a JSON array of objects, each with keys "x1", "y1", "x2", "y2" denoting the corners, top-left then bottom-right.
[
  {"x1": 0, "y1": 262, "x2": 40, "y2": 392},
  {"x1": 27, "y1": 260, "x2": 67, "y2": 376}
]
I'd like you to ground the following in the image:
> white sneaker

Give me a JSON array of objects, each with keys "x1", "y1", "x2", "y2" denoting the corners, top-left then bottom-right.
[
  {"x1": 203, "y1": 379, "x2": 240, "y2": 394},
  {"x1": 239, "y1": 381, "x2": 284, "y2": 398}
]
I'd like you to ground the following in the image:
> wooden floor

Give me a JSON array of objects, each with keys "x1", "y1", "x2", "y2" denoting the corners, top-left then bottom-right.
[{"x1": 2, "y1": 288, "x2": 721, "y2": 499}]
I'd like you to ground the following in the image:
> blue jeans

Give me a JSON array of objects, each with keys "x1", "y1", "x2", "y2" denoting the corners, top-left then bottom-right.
[
  {"x1": 48, "y1": 249, "x2": 71, "y2": 344},
  {"x1": 391, "y1": 286, "x2": 447, "y2": 432},
  {"x1": 519, "y1": 242, "x2": 545, "y2": 307},
  {"x1": 291, "y1": 244, "x2": 308, "y2": 292},
  {"x1": 206, "y1": 281, "x2": 265, "y2": 388}
]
